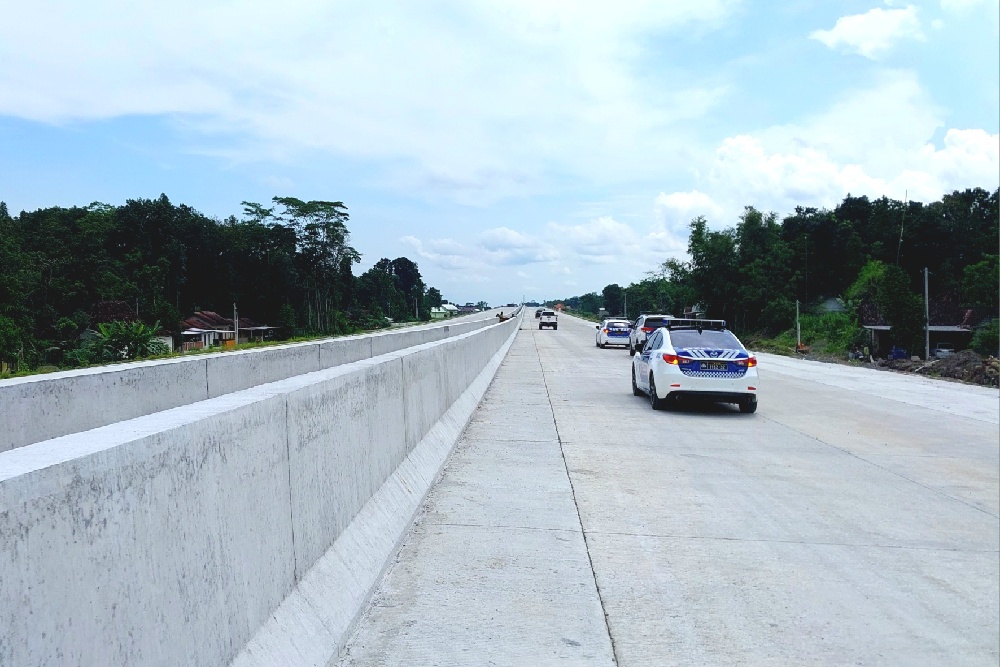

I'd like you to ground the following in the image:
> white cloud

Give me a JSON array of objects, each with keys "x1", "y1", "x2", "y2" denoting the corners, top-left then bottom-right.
[
  {"x1": 648, "y1": 69, "x2": 998, "y2": 226},
  {"x1": 0, "y1": 0, "x2": 741, "y2": 203},
  {"x1": 403, "y1": 209, "x2": 691, "y2": 294},
  {"x1": 810, "y1": 6, "x2": 924, "y2": 59},
  {"x1": 941, "y1": 0, "x2": 998, "y2": 10},
  {"x1": 400, "y1": 236, "x2": 474, "y2": 271},
  {"x1": 654, "y1": 190, "x2": 724, "y2": 232},
  {"x1": 698, "y1": 127, "x2": 997, "y2": 218}
]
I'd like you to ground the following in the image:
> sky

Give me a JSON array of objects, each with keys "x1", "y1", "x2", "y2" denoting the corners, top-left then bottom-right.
[{"x1": 1, "y1": 0, "x2": 998, "y2": 306}]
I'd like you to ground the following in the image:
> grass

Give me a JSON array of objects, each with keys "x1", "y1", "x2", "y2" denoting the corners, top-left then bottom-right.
[
  {"x1": 0, "y1": 321, "x2": 422, "y2": 380},
  {"x1": 746, "y1": 312, "x2": 865, "y2": 359}
]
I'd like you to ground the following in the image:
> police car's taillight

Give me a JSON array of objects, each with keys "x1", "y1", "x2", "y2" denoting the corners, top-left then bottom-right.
[
  {"x1": 735, "y1": 356, "x2": 758, "y2": 367},
  {"x1": 662, "y1": 354, "x2": 694, "y2": 365}
]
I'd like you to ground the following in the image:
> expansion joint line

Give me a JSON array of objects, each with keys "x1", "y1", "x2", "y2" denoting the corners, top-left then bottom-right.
[
  {"x1": 531, "y1": 328, "x2": 621, "y2": 666},
  {"x1": 761, "y1": 414, "x2": 1000, "y2": 520},
  {"x1": 284, "y1": 397, "x2": 299, "y2": 581}
]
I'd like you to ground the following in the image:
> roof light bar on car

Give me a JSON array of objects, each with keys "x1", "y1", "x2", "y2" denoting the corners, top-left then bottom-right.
[{"x1": 664, "y1": 318, "x2": 727, "y2": 331}]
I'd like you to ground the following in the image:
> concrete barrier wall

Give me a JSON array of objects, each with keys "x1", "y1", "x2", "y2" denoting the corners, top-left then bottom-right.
[
  {"x1": 0, "y1": 314, "x2": 520, "y2": 667},
  {"x1": 0, "y1": 314, "x2": 498, "y2": 454}
]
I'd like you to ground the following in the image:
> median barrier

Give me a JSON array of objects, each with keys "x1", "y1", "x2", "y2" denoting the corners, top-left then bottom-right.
[
  {"x1": 0, "y1": 313, "x2": 521, "y2": 667},
  {"x1": 0, "y1": 315, "x2": 494, "y2": 453}
]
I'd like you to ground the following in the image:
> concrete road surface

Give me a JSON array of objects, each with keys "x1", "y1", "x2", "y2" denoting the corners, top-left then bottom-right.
[{"x1": 339, "y1": 312, "x2": 999, "y2": 666}]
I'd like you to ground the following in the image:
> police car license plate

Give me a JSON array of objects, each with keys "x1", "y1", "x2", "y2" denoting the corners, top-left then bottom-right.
[{"x1": 701, "y1": 361, "x2": 727, "y2": 371}]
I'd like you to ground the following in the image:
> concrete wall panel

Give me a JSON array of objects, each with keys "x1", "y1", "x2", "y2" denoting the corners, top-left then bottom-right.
[
  {"x1": 0, "y1": 393, "x2": 295, "y2": 667},
  {"x1": 0, "y1": 313, "x2": 522, "y2": 667},
  {"x1": 370, "y1": 328, "x2": 434, "y2": 357},
  {"x1": 206, "y1": 344, "x2": 320, "y2": 398},
  {"x1": 401, "y1": 344, "x2": 452, "y2": 450},
  {"x1": 284, "y1": 360, "x2": 407, "y2": 579},
  {"x1": 0, "y1": 315, "x2": 497, "y2": 452},
  {"x1": 318, "y1": 336, "x2": 372, "y2": 368},
  {"x1": 0, "y1": 358, "x2": 209, "y2": 454}
]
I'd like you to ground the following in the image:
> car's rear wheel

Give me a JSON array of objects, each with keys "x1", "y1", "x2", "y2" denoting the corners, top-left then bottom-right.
[
  {"x1": 553, "y1": 325, "x2": 558, "y2": 330},
  {"x1": 629, "y1": 343, "x2": 636, "y2": 356},
  {"x1": 648, "y1": 374, "x2": 666, "y2": 410},
  {"x1": 631, "y1": 366, "x2": 643, "y2": 396},
  {"x1": 739, "y1": 399, "x2": 758, "y2": 414}
]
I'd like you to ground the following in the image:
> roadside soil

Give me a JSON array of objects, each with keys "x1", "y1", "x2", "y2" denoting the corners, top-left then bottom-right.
[{"x1": 777, "y1": 348, "x2": 999, "y2": 388}]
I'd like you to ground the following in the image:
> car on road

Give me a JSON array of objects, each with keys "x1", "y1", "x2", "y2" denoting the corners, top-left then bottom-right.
[
  {"x1": 631, "y1": 318, "x2": 759, "y2": 413},
  {"x1": 628, "y1": 314, "x2": 674, "y2": 356},
  {"x1": 539, "y1": 310, "x2": 558, "y2": 330},
  {"x1": 535, "y1": 308, "x2": 545, "y2": 319},
  {"x1": 595, "y1": 318, "x2": 631, "y2": 348}
]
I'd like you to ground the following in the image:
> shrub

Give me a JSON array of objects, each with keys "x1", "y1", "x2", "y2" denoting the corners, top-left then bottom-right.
[
  {"x1": 971, "y1": 319, "x2": 999, "y2": 358},
  {"x1": 88, "y1": 320, "x2": 169, "y2": 361}
]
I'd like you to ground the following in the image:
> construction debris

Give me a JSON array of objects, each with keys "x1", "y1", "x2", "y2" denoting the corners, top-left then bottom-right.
[{"x1": 881, "y1": 350, "x2": 999, "y2": 387}]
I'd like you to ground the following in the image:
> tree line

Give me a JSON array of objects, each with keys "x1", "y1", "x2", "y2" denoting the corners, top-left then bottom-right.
[
  {"x1": 552, "y1": 188, "x2": 999, "y2": 356},
  {"x1": 0, "y1": 194, "x2": 446, "y2": 372}
]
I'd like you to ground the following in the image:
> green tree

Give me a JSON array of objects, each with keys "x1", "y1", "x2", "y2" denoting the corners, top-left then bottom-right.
[
  {"x1": 271, "y1": 197, "x2": 359, "y2": 333},
  {"x1": 602, "y1": 284, "x2": 624, "y2": 316},
  {"x1": 962, "y1": 254, "x2": 999, "y2": 311},
  {"x1": 847, "y1": 260, "x2": 923, "y2": 352},
  {"x1": 0, "y1": 315, "x2": 24, "y2": 373},
  {"x1": 425, "y1": 287, "x2": 443, "y2": 309}
]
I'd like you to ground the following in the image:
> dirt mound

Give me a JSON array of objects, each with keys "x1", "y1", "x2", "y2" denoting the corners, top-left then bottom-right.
[{"x1": 914, "y1": 350, "x2": 999, "y2": 386}]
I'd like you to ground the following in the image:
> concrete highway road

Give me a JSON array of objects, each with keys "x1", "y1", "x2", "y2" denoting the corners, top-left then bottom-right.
[{"x1": 339, "y1": 312, "x2": 999, "y2": 666}]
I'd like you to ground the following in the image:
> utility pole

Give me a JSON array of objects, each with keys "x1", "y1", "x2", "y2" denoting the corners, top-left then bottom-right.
[
  {"x1": 924, "y1": 267, "x2": 930, "y2": 360},
  {"x1": 233, "y1": 303, "x2": 239, "y2": 347},
  {"x1": 624, "y1": 290, "x2": 628, "y2": 319},
  {"x1": 896, "y1": 190, "x2": 908, "y2": 265},
  {"x1": 414, "y1": 295, "x2": 419, "y2": 319},
  {"x1": 796, "y1": 299, "x2": 801, "y2": 351}
]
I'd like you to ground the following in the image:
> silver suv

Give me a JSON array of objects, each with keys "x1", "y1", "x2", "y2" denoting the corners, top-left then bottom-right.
[{"x1": 629, "y1": 314, "x2": 674, "y2": 356}]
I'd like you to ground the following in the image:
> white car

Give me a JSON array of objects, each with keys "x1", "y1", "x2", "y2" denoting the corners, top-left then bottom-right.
[
  {"x1": 538, "y1": 310, "x2": 558, "y2": 329},
  {"x1": 628, "y1": 314, "x2": 674, "y2": 356},
  {"x1": 595, "y1": 318, "x2": 631, "y2": 348},
  {"x1": 631, "y1": 319, "x2": 759, "y2": 413}
]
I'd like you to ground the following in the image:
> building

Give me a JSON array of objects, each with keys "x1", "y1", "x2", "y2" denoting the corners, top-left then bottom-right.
[
  {"x1": 430, "y1": 304, "x2": 460, "y2": 320},
  {"x1": 180, "y1": 311, "x2": 277, "y2": 351}
]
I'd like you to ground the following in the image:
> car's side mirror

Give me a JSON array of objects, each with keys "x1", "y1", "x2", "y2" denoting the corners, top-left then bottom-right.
[{"x1": 595, "y1": 324, "x2": 599, "y2": 329}]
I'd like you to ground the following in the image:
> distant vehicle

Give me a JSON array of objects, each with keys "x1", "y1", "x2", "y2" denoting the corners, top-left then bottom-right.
[
  {"x1": 631, "y1": 318, "x2": 758, "y2": 413},
  {"x1": 887, "y1": 346, "x2": 908, "y2": 360},
  {"x1": 629, "y1": 314, "x2": 674, "y2": 356},
  {"x1": 535, "y1": 308, "x2": 545, "y2": 319},
  {"x1": 932, "y1": 343, "x2": 955, "y2": 358},
  {"x1": 595, "y1": 318, "x2": 631, "y2": 348},
  {"x1": 539, "y1": 310, "x2": 558, "y2": 330}
]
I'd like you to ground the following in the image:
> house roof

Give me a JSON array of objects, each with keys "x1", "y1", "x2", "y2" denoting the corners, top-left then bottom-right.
[
  {"x1": 181, "y1": 310, "x2": 266, "y2": 331},
  {"x1": 863, "y1": 325, "x2": 974, "y2": 333}
]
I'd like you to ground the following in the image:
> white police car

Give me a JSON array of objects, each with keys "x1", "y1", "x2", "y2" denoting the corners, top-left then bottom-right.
[
  {"x1": 631, "y1": 319, "x2": 759, "y2": 413},
  {"x1": 595, "y1": 318, "x2": 631, "y2": 348}
]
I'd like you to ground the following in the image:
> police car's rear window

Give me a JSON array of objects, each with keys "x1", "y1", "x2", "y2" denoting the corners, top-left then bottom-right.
[
  {"x1": 669, "y1": 330, "x2": 742, "y2": 349},
  {"x1": 642, "y1": 317, "x2": 670, "y2": 328},
  {"x1": 606, "y1": 321, "x2": 629, "y2": 327}
]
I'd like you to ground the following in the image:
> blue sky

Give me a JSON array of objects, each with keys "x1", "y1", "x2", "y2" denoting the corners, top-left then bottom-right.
[{"x1": 1, "y1": 0, "x2": 997, "y2": 306}]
